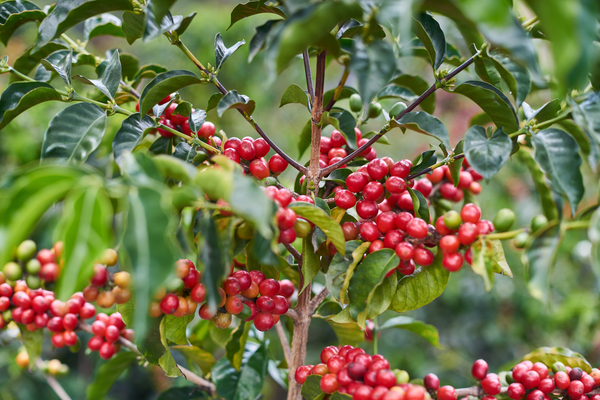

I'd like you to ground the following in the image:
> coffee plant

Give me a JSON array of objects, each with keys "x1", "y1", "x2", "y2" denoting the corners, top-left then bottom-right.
[{"x1": 0, "y1": 0, "x2": 599, "y2": 399}]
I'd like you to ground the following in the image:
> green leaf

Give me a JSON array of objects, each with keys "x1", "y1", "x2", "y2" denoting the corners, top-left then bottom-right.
[
  {"x1": 0, "y1": 166, "x2": 84, "y2": 266},
  {"x1": 448, "y1": 140, "x2": 464, "y2": 187},
  {"x1": 350, "y1": 38, "x2": 396, "y2": 114},
  {"x1": 217, "y1": 90, "x2": 255, "y2": 117},
  {"x1": 40, "y1": 50, "x2": 72, "y2": 86},
  {"x1": 267, "y1": 2, "x2": 361, "y2": 73},
  {"x1": 411, "y1": 149, "x2": 437, "y2": 173},
  {"x1": 470, "y1": 236, "x2": 512, "y2": 292},
  {"x1": 86, "y1": 352, "x2": 138, "y2": 400},
  {"x1": 120, "y1": 169, "x2": 178, "y2": 339},
  {"x1": 379, "y1": 316, "x2": 441, "y2": 348},
  {"x1": 11, "y1": 40, "x2": 69, "y2": 81},
  {"x1": 174, "y1": 12, "x2": 196, "y2": 37},
  {"x1": 464, "y1": 126, "x2": 512, "y2": 180},
  {"x1": 531, "y1": 129, "x2": 585, "y2": 215},
  {"x1": 188, "y1": 109, "x2": 207, "y2": 133},
  {"x1": 18, "y1": 325, "x2": 43, "y2": 368},
  {"x1": 452, "y1": 81, "x2": 519, "y2": 133},
  {"x1": 300, "y1": 236, "x2": 320, "y2": 293},
  {"x1": 330, "y1": 110, "x2": 358, "y2": 149},
  {"x1": 331, "y1": 394, "x2": 353, "y2": 400},
  {"x1": 164, "y1": 314, "x2": 193, "y2": 345},
  {"x1": 301, "y1": 375, "x2": 327, "y2": 400},
  {"x1": 0, "y1": 82, "x2": 62, "y2": 130},
  {"x1": 412, "y1": 13, "x2": 446, "y2": 70},
  {"x1": 406, "y1": 187, "x2": 430, "y2": 223},
  {"x1": 139, "y1": 70, "x2": 202, "y2": 116},
  {"x1": 122, "y1": 11, "x2": 146, "y2": 45},
  {"x1": 337, "y1": 241, "x2": 371, "y2": 305},
  {"x1": 279, "y1": 83, "x2": 310, "y2": 110},
  {"x1": 54, "y1": 184, "x2": 112, "y2": 301},
  {"x1": 172, "y1": 142, "x2": 197, "y2": 164},
  {"x1": 389, "y1": 75, "x2": 435, "y2": 114},
  {"x1": 34, "y1": 0, "x2": 133, "y2": 51},
  {"x1": 84, "y1": 13, "x2": 124, "y2": 41},
  {"x1": 288, "y1": 203, "x2": 345, "y2": 253},
  {"x1": 391, "y1": 111, "x2": 450, "y2": 148},
  {"x1": 158, "y1": 316, "x2": 182, "y2": 377},
  {"x1": 488, "y1": 49, "x2": 531, "y2": 109},
  {"x1": 150, "y1": 0, "x2": 177, "y2": 26},
  {"x1": 213, "y1": 342, "x2": 269, "y2": 400},
  {"x1": 522, "y1": 347, "x2": 592, "y2": 373},
  {"x1": 113, "y1": 113, "x2": 158, "y2": 169},
  {"x1": 571, "y1": 92, "x2": 600, "y2": 151},
  {"x1": 421, "y1": 0, "x2": 483, "y2": 49},
  {"x1": 214, "y1": 33, "x2": 246, "y2": 71},
  {"x1": 73, "y1": 49, "x2": 121, "y2": 99},
  {"x1": 0, "y1": 1, "x2": 46, "y2": 46},
  {"x1": 171, "y1": 345, "x2": 216, "y2": 375},
  {"x1": 523, "y1": 99, "x2": 561, "y2": 122},
  {"x1": 390, "y1": 252, "x2": 450, "y2": 312},
  {"x1": 516, "y1": 148, "x2": 559, "y2": 221},
  {"x1": 298, "y1": 119, "x2": 312, "y2": 159},
  {"x1": 328, "y1": 321, "x2": 365, "y2": 346},
  {"x1": 358, "y1": 275, "x2": 398, "y2": 327},
  {"x1": 228, "y1": 1, "x2": 286, "y2": 29},
  {"x1": 522, "y1": 222, "x2": 562, "y2": 303},
  {"x1": 143, "y1": 1, "x2": 184, "y2": 43},
  {"x1": 41, "y1": 103, "x2": 107, "y2": 163},
  {"x1": 248, "y1": 20, "x2": 281, "y2": 62},
  {"x1": 225, "y1": 321, "x2": 251, "y2": 371},
  {"x1": 347, "y1": 249, "x2": 399, "y2": 321}
]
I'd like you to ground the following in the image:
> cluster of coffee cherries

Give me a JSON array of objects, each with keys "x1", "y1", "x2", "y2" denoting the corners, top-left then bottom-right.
[
  {"x1": 295, "y1": 345, "x2": 423, "y2": 400},
  {"x1": 16, "y1": 352, "x2": 69, "y2": 376},
  {"x1": 87, "y1": 312, "x2": 133, "y2": 360},
  {"x1": 81, "y1": 249, "x2": 131, "y2": 308},
  {"x1": 320, "y1": 128, "x2": 377, "y2": 166},
  {"x1": 2, "y1": 240, "x2": 62, "y2": 290},
  {"x1": 150, "y1": 259, "x2": 205, "y2": 319},
  {"x1": 221, "y1": 136, "x2": 290, "y2": 180},
  {"x1": 198, "y1": 268, "x2": 295, "y2": 332}
]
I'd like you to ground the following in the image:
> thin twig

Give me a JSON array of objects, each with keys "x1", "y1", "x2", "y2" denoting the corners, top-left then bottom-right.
[
  {"x1": 35, "y1": 359, "x2": 73, "y2": 400},
  {"x1": 78, "y1": 323, "x2": 216, "y2": 394},
  {"x1": 120, "y1": 79, "x2": 141, "y2": 98},
  {"x1": 275, "y1": 321, "x2": 292, "y2": 366},
  {"x1": 283, "y1": 243, "x2": 302, "y2": 264},
  {"x1": 309, "y1": 287, "x2": 329, "y2": 313},
  {"x1": 303, "y1": 49, "x2": 314, "y2": 105}
]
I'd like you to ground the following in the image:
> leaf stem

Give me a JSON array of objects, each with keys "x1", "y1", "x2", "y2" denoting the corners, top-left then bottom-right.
[
  {"x1": 486, "y1": 228, "x2": 526, "y2": 240},
  {"x1": 564, "y1": 220, "x2": 590, "y2": 230},
  {"x1": 8, "y1": 67, "x2": 37, "y2": 83},
  {"x1": 533, "y1": 112, "x2": 571, "y2": 130}
]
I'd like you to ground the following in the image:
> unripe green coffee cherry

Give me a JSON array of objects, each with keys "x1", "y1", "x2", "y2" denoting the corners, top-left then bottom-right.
[
  {"x1": 3, "y1": 309, "x2": 12, "y2": 322},
  {"x1": 443, "y1": 210, "x2": 462, "y2": 230},
  {"x1": 436, "y1": 199, "x2": 453, "y2": 212},
  {"x1": 69, "y1": 339, "x2": 81, "y2": 353},
  {"x1": 26, "y1": 275, "x2": 41, "y2": 289},
  {"x1": 194, "y1": 152, "x2": 207, "y2": 164},
  {"x1": 3, "y1": 262, "x2": 22, "y2": 280},
  {"x1": 294, "y1": 219, "x2": 312, "y2": 239},
  {"x1": 26, "y1": 259, "x2": 41, "y2": 275},
  {"x1": 264, "y1": 176, "x2": 277, "y2": 186},
  {"x1": 388, "y1": 102, "x2": 407, "y2": 119},
  {"x1": 349, "y1": 93, "x2": 362, "y2": 112},
  {"x1": 237, "y1": 222, "x2": 254, "y2": 240},
  {"x1": 552, "y1": 361, "x2": 567, "y2": 373},
  {"x1": 513, "y1": 232, "x2": 529, "y2": 249},
  {"x1": 493, "y1": 208, "x2": 516, "y2": 232},
  {"x1": 238, "y1": 303, "x2": 252, "y2": 320},
  {"x1": 165, "y1": 276, "x2": 184, "y2": 293},
  {"x1": 16, "y1": 240, "x2": 36, "y2": 261},
  {"x1": 368, "y1": 102, "x2": 383, "y2": 119},
  {"x1": 394, "y1": 369, "x2": 410, "y2": 384},
  {"x1": 530, "y1": 214, "x2": 548, "y2": 233}
]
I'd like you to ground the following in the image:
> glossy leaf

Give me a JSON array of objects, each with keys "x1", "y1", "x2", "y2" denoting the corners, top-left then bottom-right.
[
  {"x1": 350, "y1": 38, "x2": 396, "y2": 114},
  {"x1": 171, "y1": 345, "x2": 216, "y2": 375},
  {"x1": 139, "y1": 70, "x2": 202, "y2": 116},
  {"x1": 516, "y1": 148, "x2": 559, "y2": 221},
  {"x1": 217, "y1": 90, "x2": 255, "y2": 117},
  {"x1": 54, "y1": 184, "x2": 112, "y2": 301},
  {"x1": 522, "y1": 347, "x2": 592, "y2": 372},
  {"x1": 407, "y1": 187, "x2": 430, "y2": 223},
  {"x1": 213, "y1": 342, "x2": 269, "y2": 400},
  {"x1": 389, "y1": 74, "x2": 435, "y2": 114},
  {"x1": 326, "y1": 241, "x2": 364, "y2": 302},
  {"x1": 289, "y1": 203, "x2": 345, "y2": 253},
  {"x1": 328, "y1": 321, "x2": 365, "y2": 346},
  {"x1": 412, "y1": 13, "x2": 446, "y2": 70},
  {"x1": 379, "y1": 316, "x2": 441, "y2": 348},
  {"x1": 174, "y1": 13, "x2": 196, "y2": 37},
  {"x1": 522, "y1": 222, "x2": 562, "y2": 303},
  {"x1": 464, "y1": 126, "x2": 512, "y2": 180},
  {"x1": 452, "y1": 81, "x2": 519, "y2": 133},
  {"x1": 390, "y1": 252, "x2": 450, "y2": 313},
  {"x1": 143, "y1": 2, "x2": 183, "y2": 43},
  {"x1": 0, "y1": 82, "x2": 62, "y2": 130},
  {"x1": 164, "y1": 314, "x2": 193, "y2": 345},
  {"x1": 523, "y1": 99, "x2": 561, "y2": 123},
  {"x1": 228, "y1": 1, "x2": 286, "y2": 29},
  {"x1": 248, "y1": 20, "x2": 281, "y2": 62},
  {"x1": 391, "y1": 111, "x2": 450, "y2": 148},
  {"x1": 301, "y1": 375, "x2": 326, "y2": 400},
  {"x1": 532, "y1": 129, "x2": 584, "y2": 215},
  {"x1": 12, "y1": 40, "x2": 69, "y2": 81},
  {"x1": 73, "y1": 49, "x2": 121, "y2": 99},
  {"x1": 122, "y1": 11, "x2": 145, "y2": 45},
  {"x1": 571, "y1": 92, "x2": 600, "y2": 150},
  {"x1": 84, "y1": 13, "x2": 124, "y2": 41},
  {"x1": 225, "y1": 321, "x2": 251, "y2": 371},
  {"x1": 358, "y1": 275, "x2": 398, "y2": 327},
  {"x1": 215, "y1": 33, "x2": 246, "y2": 71},
  {"x1": 279, "y1": 83, "x2": 310, "y2": 110},
  {"x1": 86, "y1": 352, "x2": 139, "y2": 400},
  {"x1": 421, "y1": 0, "x2": 483, "y2": 48},
  {"x1": 113, "y1": 113, "x2": 158, "y2": 169},
  {"x1": 300, "y1": 236, "x2": 320, "y2": 293},
  {"x1": 18, "y1": 325, "x2": 43, "y2": 368},
  {"x1": 0, "y1": 0, "x2": 46, "y2": 45},
  {"x1": 470, "y1": 236, "x2": 512, "y2": 291},
  {"x1": 150, "y1": 0, "x2": 177, "y2": 25},
  {"x1": 330, "y1": 110, "x2": 358, "y2": 148},
  {"x1": 40, "y1": 50, "x2": 72, "y2": 86},
  {"x1": 157, "y1": 317, "x2": 181, "y2": 377},
  {"x1": 188, "y1": 109, "x2": 207, "y2": 133},
  {"x1": 489, "y1": 49, "x2": 530, "y2": 109},
  {"x1": 34, "y1": 0, "x2": 133, "y2": 51},
  {"x1": 448, "y1": 140, "x2": 464, "y2": 187},
  {"x1": 41, "y1": 103, "x2": 107, "y2": 163}
]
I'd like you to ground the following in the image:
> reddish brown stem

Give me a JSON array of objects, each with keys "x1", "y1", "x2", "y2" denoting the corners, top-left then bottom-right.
[{"x1": 307, "y1": 51, "x2": 327, "y2": 195}]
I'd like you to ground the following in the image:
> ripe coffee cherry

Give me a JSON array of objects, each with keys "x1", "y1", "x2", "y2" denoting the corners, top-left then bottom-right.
[
  {"x1": 51, "y1": 333, "x2": 65, "y2": 348},
  {"x1": 438, "y1": 386, "x2": 457, "y2": 400},
  {"x1": 92, "y1": 320, "x2": 107, "y2": 337},
  {"x1": 225, "y1": 296, "x2": 244, "y2": 315},
  {"x1": 367, "y1": 159, "x2": 389, "y2": 180},
  {"x1": 274, "y1": 189, "x2": 293, "y2": 208},
  {"x1": 507, "y1": 383, "x2": 526, "y2": 399},
  {"x1": 232, "y1": 271, "x2": 252, "y2": 291},
  {"x1": 256, "y1": 296, "x2": 276, "y2": 312},
  {"x1": 330, "y1": 130, "x2": 346, "y2": 147},
  {"x1": 554, "y1": 371, "x2": 570, "y2": 390},
  {"x1": 21, "y1": 309, "x2": 35, "y2": 325},
  {"x1": 160, "y1": 294, "x2": 179, "y2": 315},
  {"x1": 440, "y1": 182, "x2": 458, "y2": 199},
  {"x1": 360, "y1": 221, "x2": 380, "y2": 242},
  {"x1": 272, "y1": 295, "x2": 289, "y2": 315},
  {"x1": 0, "y1": 283, "x2": 12, "y2": 297},
  {"x1": 259, "y1": 279, "x2": 280, "y2": 297},
  {"x1": 458, "y1": 222, "x2": 478, "y2": 245},
  {"x1": 522, "y1": 370, "x2": 541, "y2": 389},
  {"x1": 327, "y1": 355, "x2": 346, "y2": 374},
  {"x1": 414, "y1": 179, "x2": 433, "y2": 197},
  {"x1": 526, "y1": 390, "x2": 544, "y2": 400},
  {"x1": 406, "y1": 218, "x2": 428, "y2": 239},
  {"x1": 569, "y1": 367, "x2": 583, "y2": 381},
  {"x1": 269, "y1": 154, "x2": 288, "y2": 174},
  {"x1": 328, "y1": 147, "x2": 347, "y2": 159},
  {"x1": 249, "y1": 270, "x2": 266, "y2": 285},
  {"x1": 90, "y1": 264, "x2": 108, "y2": 287},
  {"x1": 88, "y1": 336, "x2": 104, "y2": 351},
  {"x1": 397, "y1": 192, "x2": 414, "y2": 210},
  {"x1": 363, "y1": 181, "x2": 384, "y2": 201},
  {"x1": 482, "y1": 375, "x2": 501, "y2": 395},
  {"x1": 279, "y1": 227, "x2": 297, "y2": 244},
  {"x1": 62, "y1": 313, "x2": 78, "y2": 330},
  {"x1": 385, "y1": 176, "x2": 407, "y2": 194},
  {"x1": 223, "y1": 277, "x2": 241, "y2": 296},
  {"x1": 241, "y1": 300, "x2": 258, "y2": 321},
  {"x1": 335, "y1": 190, "x2": 357, "y2": 209},
  {"x1": 390, "y1": 160, "x2": 411, "y2": 178},
  {"x1": 414, "y1": 248, "x2": 434, "y2": 266},
  {"x1": 356, "y1": 200, "x2": 379, "y2": 219},
  {"x1": 37, "y1": 248, "x2": 56, "y2": 265},
  {"x1": 238, "y1": 140, "x2": 256, "y2": 160},
  {"x1": 105, "y1": 325, "x2": 120, "y2": 343},
  {"x1": 337, "y1": 368, "x2": 353, "y2": 387},
  {"x1": 344, "y1": 361, "x2": 366, "y2": 380},
  {"x1": 254, "y1": 138, "x2": 270, "y2": 158},
  {"x1": 347, "y1": 172, "x2": 369, "y2": 193},
  {"x1": 568, "y1": 380, "x2": 584, "y2": 398},
  {"x1": 424, "y1": 373, "x2": 440, "y2": 390},
  {"x1": 395, "y1": 212, "x2": 414, "y2": 231},
  {"x1": 383, "y1": 230, "x2": 403, "y2": 249},
  {"x1": 249, "y1": 158, "x2": 270, "y2": 180},
  {"x1": 224, "y1": 148, "x2": 240, "y2": 163},
  {"x1": 320, "y1": 136, "x2": 332, "y2": 154},
  {"x1": 377, "y1": 212, "x2": 397, "y2": 233},
  {"x1": 375, "y1": 370, "x2": 397, "y2": 388},
  {"x1": 442, "y1": 253, "x2": 463, "y2": 272},
  {"x1": 320, "y1": 373, "x2": 339, "y2": 394},
  {"x1": 99, "y1": 342, "x2": 116, "y2": 360},
  {"x1": 183, "y1": 268, "x2": 200, "y2": 289},
  {"x1": 369, "y1": 358, "x2": 390, "y2": 371},
  {"x1": 198, "y1": 303, "x2": 217, "y2": 320},
  {"x1": 538, "y1": 378, "x2": 555, "y2": 394},
  {"x1": 295, "y1": 365, "x2": 312, "y2": 384},
  {"x1": 461, "y1": 203, "x2": 482, "y2": 223},
  {"x1": 254, "y1": 312, "x2": 274, "y2": 331},
  {"x1": 321, "y1": 346, "x2": 339, "y2": 363},
  {"x1": 472, "y1": 359, "x2": 489, "y2": 380},
  {"x1": 395, "y1": 242, "x2": 415, "y2": 261},
  {"x1": 369, "y1": 240, "x2": 384, "y2": 253},
  {"x1": 440, "y1": 235, "x2": 460, "y2": 253},
  {"x1": 276, "y1": 280, "x2": 294, "y2": 298},
  {"x1": 190, "y1": 283, "x2": 206, "y2": 303},
  {"x1": 342, "y1": 222, "x2": 360, "y2": 240}
]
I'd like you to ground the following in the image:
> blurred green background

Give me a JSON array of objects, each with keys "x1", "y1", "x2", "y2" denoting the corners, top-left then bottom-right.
[{"x1": 1, "y1": 1, "x2": 599, "y2": 399}]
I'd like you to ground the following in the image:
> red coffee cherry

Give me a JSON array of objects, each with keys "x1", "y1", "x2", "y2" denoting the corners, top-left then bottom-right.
[
  {"x1": 330, "y1": 130, "x2": 346, "y2": 147},
  {"x1": 37, "y1": 248, "x2": 56, "y2": 265},
  {"x1": 360, "y1": 221, "x2": 380, "y2": 242},
  {"x1": 377, "y1": 212, "x2": 397, "y2": 233},
  {"x1": 320, "y1": 136, "x2": 332, "y2": 154},
  {"x1": 51, "y1": 332, "x2": 65, "y2": 348},
  {"x1": 224, "y1": 137, "x2": 241, "y2": 151},
  {"x1": 259, "y1": 279, "x2": 280, "y2": 297},
  {"x1": 356, "y1": 200, "x2": 378, "y2": 219},
  {"x1": 99, "y1": 342, "x2": 116, "y2": 360},
  {"x1": 295, "y1": 365, "x2": 312, "y2": 384},
  {"x1": 390, "y1": 160, "x2": 411, "y2": 178},
  {"x1": 442, "y1": 253, "x2": 463, "y2": 272},
  {"x1": 90, "y1": 264, "x2": 108, "y2": 287},
  {"x1": 461, "y1": 203, "x2": 482, "y2": 223},
  {"x1": 385, "y1": 176, "x2": 407, "y2": 194},
  {"x1": 320, "y1": 373, "x2": 339, "y2": 394},
  {"x1": 190, "y1": 283, "x2": 206, "y2": 303},
  {"x1": 254, "y1": 138, "x2": 270, "y2": 158},
  {"x1": 526, "y1": 390, "x2": 544, "y2": 400},
  {"x1": 538, "y1": 378, "x2": 555, "y2": 394},
  {"x1": 342, "y1": 222, "x2": 360, "y2": 240},
  {"x1": 406, "y1": 218, "x2": 428, "y2": 238},
  {"x1": 581, "y1": 374, "x2": 595, "y2": 393},
  {"x1": 472, "y1": 359, "x2": 489, "y2": 380},
  {"x1": 238, "y1": 140, "x2": 256, "y2": 160},
  {"x1": 369, "y1": 240, "x2": 384, "y2": 253},
  {"x1": 507, "y1": 383, "x2": 526, "y2": 399},
  {"x1": 414, "y1": 248, "x2": 434, "y2": 266},
  {"x1": 327, "y1": 355, "x2": 346, "y2": 374},
  {"x1": 232, "y1": 271, "x2": 252, "y2": 291},
  {"x1": 328, "y1": 147, "x2": 347, "y2": 159},
  {"x1": 269, "y1": 154, "x2": 288, "y2": 175},
  {"x1": 376, "y1": 369, "x2": 397, "y2": 388},
  {"x1": 397, "y1": 192, "x2": 414, "y2": 210},
  {"x1": 383, "y1": 230, "x2": 403, "y2": 249},
  {"x1": 440, "y1": 235, "x2": 460, "y2": 253},
  {"x1": 482, "y1": 375, "x2": 501, "y2": 395},
  {"x1": 438, "y1": 386, "x2": 457, "y2": 400},
  {"x1": 92, "y1": 320, "x2": 107, "y2": 337},
  {"x1": 272, "y1": 295, "x2": 289, "y2": 315},
  {"x1": 522, "y1": 370, "x2": 541, "y2": 389},
  {"x1": 335, "y1": 190, "x2": 357, "y2": 209},
  {"x1": 458, "y1": 222, "x2": 478, "y2": 246},
  {"x1": 160, "y1": 294, "x2": 179, "y2": 315},
  {"x1": 225, "y1": 296, "x2": 244, "y2": 315},
  {"x1": 337, "y1": 368, "x2": 353, "y2": 387},
  {"x1": 395, "y1": 212, "x2": 414, "y2": 231},
  {"x1": 88, "y1": 335, "x2": 104, "y2": 351},
  {"x1": 363, "y1": 181, "x2": 384, "y2": 201},
  {"x1": 321, "y1": 346, "x2": 339, "y2": 363},
  {"x1": 395, "y1": 242, "x2": 415, "y2": 261},
  {"x1": 440, "y1": 182, "x2": 458, "y2": 199},
  {"x1": 183, "y1": 268, "x2": 200, "y2": 289},
  {"x1": 554, "y1": 371, "x2": 570, "y2": 390},
  {"x1": 367, "y1": 159, "x2": 389, "y2": 180},
  {"x1": 414, "y1": 179, "x2": 433, "y2": 197},
  {"x1": 249, "y1": 158, "x2": 270, "y2": 180},
  {"x1": 224, "y1": 148, "x2": 240, "y2": 163},
  {"x1": 256, "y1": 296, "x2": 276, "y2": 312},
  {"x1": 254, "y1": 312, "x2": 274, "y2": 331},
  {"x1": 223, "y1": 277, "x2": 241, "y2": 296},
  {"x1": 243, "y1": 301, "x2": 259, "y2": 321},
  {"x1": 347, "y1": 172, "x2": 369, "y2": 193},
  {"x1": 567, "y1": 381, "x2": 584, "y2": 399},
  {"x1": 105, "y1": 325, "x2": 120, "y2": 343}
]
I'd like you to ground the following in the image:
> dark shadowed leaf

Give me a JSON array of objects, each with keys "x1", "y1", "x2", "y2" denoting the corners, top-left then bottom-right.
[
  {"x1": 113, "y1": 113, "x2": 158, "y2": 169},
  {"x1": 217, "y1": 91, "x2": 255, "y2": 117},
  {"x1": 379, "y1": 316, "x2": 441, "y2": 348},
  {"x1": 84, "y1": 13, "x2": 124, "y2": 41},
  {"x1": 0, "y1": 0, "x2": 46, "y2": 45},
  {"x1": 151, "y1": 0, "x2": 177, "y2": 25},
  {"x1": 389, "y1": 74, "x2": 435, "y2": 114},
  {"x1": 225, "y1": 321, "x2": 251, "y2": 371},
  {"x1": 139, "y1": 70, "x2": 202, "y2": 116},
  {"x1": 86, "y1": 352, "x2": 139, "y2": 400},
  {"x1": 522, "y1": 222, "x2": 562, "y2": 303},
  {"x1": 391, "y1": 111, "x2": 450, "y2": 148},
  {"x1": 228, "y1": 1, "x2": 286, "y2": 29},
  {"x1": 214, "y1": 33, "x2": 246, "y2": 71},
  {"x1": 248, "y1": 20, "x2": 281, "y2": 62},
  {"x1": 464, "y1": 126, "x2": 512, "y2": 180},
  {"x1": 412, "y1": 12, "x2": 446, "y2": 70},
  {"x1": 407, "y1": 187, "x2": 430, "y2": 223},
  {"x1": 0, "y1": 82, "x2": 62, "y2": 130}
]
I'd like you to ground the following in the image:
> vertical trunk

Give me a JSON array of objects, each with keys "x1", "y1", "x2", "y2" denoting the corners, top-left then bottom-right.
[
  {"x1": 307, "y1": 51, "x2": 327, "y2": 197},
  {"x1": 287, "y1": 280, "x2": 312, "y2": 400}
]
